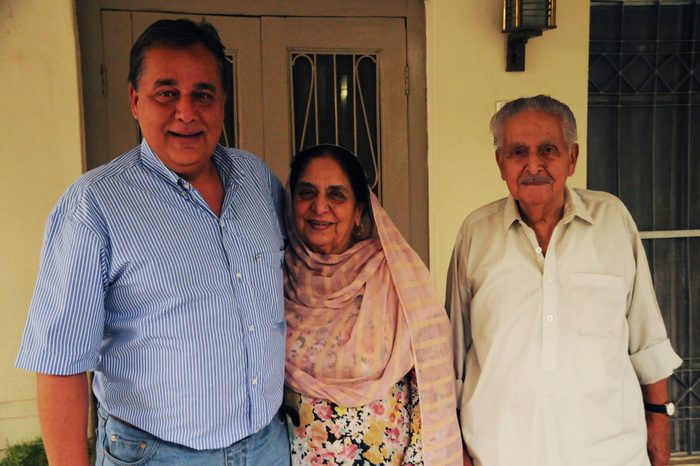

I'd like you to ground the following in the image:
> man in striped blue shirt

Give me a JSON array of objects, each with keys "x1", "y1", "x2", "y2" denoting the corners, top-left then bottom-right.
[{"x1": 17, "y1": 19, "x2": 289, "y2": 465}]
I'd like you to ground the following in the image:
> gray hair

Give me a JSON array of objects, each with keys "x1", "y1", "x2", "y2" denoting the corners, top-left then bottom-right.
[{"x1": 490, "y1": 95, "x2": 578, "y2": 151}]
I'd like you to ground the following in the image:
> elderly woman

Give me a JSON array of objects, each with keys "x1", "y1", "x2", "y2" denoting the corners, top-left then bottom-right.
[{"x1": 283, "y1": 144, "x2": 462, "y2": 466}]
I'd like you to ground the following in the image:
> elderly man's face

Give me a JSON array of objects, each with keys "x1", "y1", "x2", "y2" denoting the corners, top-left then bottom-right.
[
  {"x1": 497, "y1": 110, "x2": 578, "y2": 213},
  {"x1": 129, "y1": 43, "x2": 225, "y2": 180}
]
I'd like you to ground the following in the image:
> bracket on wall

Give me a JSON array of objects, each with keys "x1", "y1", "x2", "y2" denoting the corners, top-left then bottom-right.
[
  {"x1": 502, "y1": 0, "x2": 556, "y2": 72},
  {"x1": 506, "y1": 30, "x2": 543, "y2": 72}
]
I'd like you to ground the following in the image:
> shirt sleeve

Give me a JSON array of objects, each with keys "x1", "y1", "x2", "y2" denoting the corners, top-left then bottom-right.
[
  {"x1": 16, "y1": 203, "x2": 107, "y2": 375},
  {"x1": 622, "y1": 206, "x2": 683, "y2": 385},
  {"x1": 445, "y1": 225, "x2": 473, "y2": 401}
]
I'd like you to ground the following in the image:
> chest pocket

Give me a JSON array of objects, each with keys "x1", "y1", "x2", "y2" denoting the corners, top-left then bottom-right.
[
  {"x1": 250, "y1": 249, "x2": 285, "y2": 322},
  {"x1": 571, "y1": 272, "x2": 627, "y2": 338}
]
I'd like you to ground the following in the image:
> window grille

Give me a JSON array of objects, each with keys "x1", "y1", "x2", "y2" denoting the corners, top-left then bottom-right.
[
  {"x1": 290, "y1": 52, "x2": 381, "y2": 196},
  {"x1": 588, "y1": 0, "x2": 700, "y2": 455}
]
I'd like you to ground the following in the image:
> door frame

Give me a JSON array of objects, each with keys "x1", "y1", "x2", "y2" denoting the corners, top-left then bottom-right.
[{"x1": 75, "y1": 0, "x2": 430, "y2": 262}]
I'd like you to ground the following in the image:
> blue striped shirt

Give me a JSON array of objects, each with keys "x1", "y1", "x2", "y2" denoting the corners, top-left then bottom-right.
[{"x1": 16, "y1": 140, "x2": 286, "y2": 449}]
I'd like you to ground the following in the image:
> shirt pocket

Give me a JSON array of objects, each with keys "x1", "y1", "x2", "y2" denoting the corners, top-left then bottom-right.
[
  {"x1": 571, "y1": 272, "x2": 627, "y2": 339},
  {"x1": 257, "y1": 249, "x2": 284, "y2": 268},
  {"x1": 251, "y1": 249, "x2": 285, "y2": 322},
  {"x1": 568, "y1": 273, "x2": 633, "y2": 445}
]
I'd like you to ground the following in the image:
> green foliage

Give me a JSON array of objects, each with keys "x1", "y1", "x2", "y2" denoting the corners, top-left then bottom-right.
[
  {"x1": 0, "y1": 436, "x2": 96, "y2": 465},
  {"x1": 0, "y1": 438, "x2": 47, "y2": 466}
]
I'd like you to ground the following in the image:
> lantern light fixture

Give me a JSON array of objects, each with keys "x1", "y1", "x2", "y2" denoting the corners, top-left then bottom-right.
[{"x1": 502, "y1": 0, "x2": 557, "y2": 72}]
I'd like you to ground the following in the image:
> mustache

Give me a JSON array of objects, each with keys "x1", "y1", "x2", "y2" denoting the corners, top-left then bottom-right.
[{"x1": 519, "y1": 174, "x2": 553, "y2": 185}]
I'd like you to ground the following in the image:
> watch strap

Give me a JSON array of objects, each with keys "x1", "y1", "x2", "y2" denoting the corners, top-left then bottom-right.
[{"x1": 644, "y1": 401, "x2": 671, "y2": 415}]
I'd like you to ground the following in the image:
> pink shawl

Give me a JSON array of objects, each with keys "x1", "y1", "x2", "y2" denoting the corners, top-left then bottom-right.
[{"x1": 284, "y1": 192, "x2": 462, "y2": 465}]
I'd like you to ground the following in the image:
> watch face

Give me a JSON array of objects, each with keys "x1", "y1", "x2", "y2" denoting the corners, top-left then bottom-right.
[{"x1": 666, "y1": 403, "x2": 675, "y2": 416}]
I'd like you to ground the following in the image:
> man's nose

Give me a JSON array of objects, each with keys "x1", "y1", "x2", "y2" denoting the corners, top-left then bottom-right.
[
  {"x1": 175, "y1": 96, "x2": 196, "y2": 123},
  {"x1": 525, "y1": 151, "x2": 544, "y2": 174}
]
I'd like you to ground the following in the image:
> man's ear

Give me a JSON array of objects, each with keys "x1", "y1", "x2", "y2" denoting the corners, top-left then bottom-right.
[
  {"x1": 128, "y1": 84, "x2": 139, "y2": 120},
  {"x1": 568, "y1": 143, "x2": 579, "y2": 177}
]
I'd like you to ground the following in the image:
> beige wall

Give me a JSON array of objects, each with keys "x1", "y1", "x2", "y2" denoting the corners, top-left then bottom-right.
[
  {"x1": 0, "y1": 0, "x2": 83, "y2": 449},
  {"x1": 426, "y1": 0, "x2": 590, "y2": 296}
]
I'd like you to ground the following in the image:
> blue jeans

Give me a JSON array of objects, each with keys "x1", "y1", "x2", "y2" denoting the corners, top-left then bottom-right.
[{"x1": 96, "y1": 406, "x2": 290, "y2": 466}]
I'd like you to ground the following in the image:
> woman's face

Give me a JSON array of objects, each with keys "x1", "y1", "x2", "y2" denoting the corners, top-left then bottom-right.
[{"x1": 293, "y1": 156, "x2": 362, "y2": 255}]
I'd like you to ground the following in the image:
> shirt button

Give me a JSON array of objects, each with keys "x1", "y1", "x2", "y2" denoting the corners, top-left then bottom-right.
[
  {"x1": 255, "y1": 254, "x2": 262, "y2": 262},
  {"x1": 248, "y1": 324, "x2": 255, "y2": 332},
  {"x1": 546, "y1": 276, "x2": 554, "y2": 283},
  {"x1": 546, "y1": 315, "x2": 554, "y2": 322},
  {"x1": 220, "y1": 219, "x2": 225, "y2": 228},
  {"x1": 235, "y1": 272, "x2": 242, "y2": 279},
  {"x1": 252, "y1": 377, "x2": 258, "y2": 385},
  {"x1": 536, "y1": 246, "x2": 542, "y2": 254}
]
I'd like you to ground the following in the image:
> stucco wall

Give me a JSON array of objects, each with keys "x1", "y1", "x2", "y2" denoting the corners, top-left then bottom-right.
[
  {"x1": 0, "y1": 0, "x2": 83, "y2": 450},
  {"x1": 426, "y1": 0, "x2": 590, "y2": 296}
]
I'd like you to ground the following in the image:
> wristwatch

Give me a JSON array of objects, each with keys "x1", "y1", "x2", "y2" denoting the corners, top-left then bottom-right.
[{"x1": 644, "y1": 401, "x2": 675, "y2": 416}]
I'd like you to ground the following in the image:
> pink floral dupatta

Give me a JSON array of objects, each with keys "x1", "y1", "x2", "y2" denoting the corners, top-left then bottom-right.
[{"x1": 284, "y1": 192, "x2": 462, "y2": 466}]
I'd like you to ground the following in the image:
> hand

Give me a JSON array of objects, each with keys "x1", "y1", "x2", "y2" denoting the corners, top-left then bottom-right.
[
  {"x1": 463, "y1": 448, "x2": 474, "y2": 466},
  {"x1": 646, "y1": 411, "x2": 671, "y2": 466}
]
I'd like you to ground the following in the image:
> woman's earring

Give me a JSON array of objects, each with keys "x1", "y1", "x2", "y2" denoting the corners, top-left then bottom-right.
[
  {"x1": 353, "y1": 213, "x2": 373, "y2": 240},
  {"x1": 353, "y1": 221, "x2": 365, "y2": 238}
]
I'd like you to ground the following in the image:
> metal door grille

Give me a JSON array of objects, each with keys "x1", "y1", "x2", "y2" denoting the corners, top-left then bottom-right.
[
  {"x1": 588, "y1": 0, "x2": 700, "y2": 455},
  {"x1": 220, "y1": 54, "x2": 237, "y2": 148},
  {"x1": 290, "y1": 52, "x2": 381, "y2": 196}
]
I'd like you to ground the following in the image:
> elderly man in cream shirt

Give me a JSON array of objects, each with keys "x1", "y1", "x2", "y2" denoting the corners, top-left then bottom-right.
[{"x1": 447, "y1": 95, "x2": 682, "y2": 466}]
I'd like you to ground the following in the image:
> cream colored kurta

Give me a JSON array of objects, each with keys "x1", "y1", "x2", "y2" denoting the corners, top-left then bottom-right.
[{"x1": 447, "y1": 188, "x2": 682, "y2": 466}]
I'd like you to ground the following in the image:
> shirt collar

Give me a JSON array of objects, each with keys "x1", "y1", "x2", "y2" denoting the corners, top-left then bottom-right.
[
  {"x1": 502, "y1": 185, "x2": 594, "y2": 233},
  {"x1": 562, "y1": 186, "x2": 594, "y2": 225},
  {"x1": 211, "y1": 145, "x2": 246, "y2": 190},
  {"x1": 138, "y1": 139, "x2": 243, "y2": 191},
  {"x1": 502, "y1": 195, "x2": 522, "y2": 233}
]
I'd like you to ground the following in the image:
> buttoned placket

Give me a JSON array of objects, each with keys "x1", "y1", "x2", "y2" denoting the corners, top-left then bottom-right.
[
  {"x1": 217, "y1": 176, "x2": 269, "y2": 434},
  {"x1": 519, "y1": 221, "x2": 559, "y2": 371},
  {"x1": 182, "y1": 169, "x2": 260, "y2": 431},
  {"x1": 540, "y1": 232, "x2": 559, "y2": 372},
  {"x1": 177, "y1": 178, "x2": 192, "y2": 202}
]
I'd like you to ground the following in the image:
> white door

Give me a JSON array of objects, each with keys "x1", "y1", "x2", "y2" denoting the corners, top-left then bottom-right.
[
  {"x1": 90, "y1": 11, "x2": 412, "y2": 240},
  {"x1": 260, "y1": 16, "x2": 410, "y2": 234}
]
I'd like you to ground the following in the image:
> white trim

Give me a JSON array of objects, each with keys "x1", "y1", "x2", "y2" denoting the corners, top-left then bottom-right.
[{"x1": 639, "y1": 230, "x2": 700, "y2": 240}]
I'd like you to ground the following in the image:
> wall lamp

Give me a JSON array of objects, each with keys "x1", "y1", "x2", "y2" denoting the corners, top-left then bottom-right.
[{"x1": 503, "y1": 0, "x2": 557, "y2": 72}]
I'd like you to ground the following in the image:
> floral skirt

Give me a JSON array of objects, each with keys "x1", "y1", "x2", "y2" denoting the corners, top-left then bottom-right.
[{"x1": 284, "y1": 370, "x2": 423, "y2": 465}]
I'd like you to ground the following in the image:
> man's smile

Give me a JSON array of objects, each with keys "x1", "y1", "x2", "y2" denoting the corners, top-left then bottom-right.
[{"x1": 168, "y1": 130, "x2": 204, "y2": 138}]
